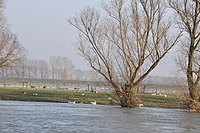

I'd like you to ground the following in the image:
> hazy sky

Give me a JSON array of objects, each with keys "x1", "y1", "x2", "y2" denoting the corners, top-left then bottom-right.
[{"x1": 4, "y1": 0, "x2": 177, "y2": 77}]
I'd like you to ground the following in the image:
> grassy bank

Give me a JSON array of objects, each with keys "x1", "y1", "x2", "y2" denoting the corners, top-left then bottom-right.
[{"x1": 0, "y1": 87, "x2": 185, "y2": 109}]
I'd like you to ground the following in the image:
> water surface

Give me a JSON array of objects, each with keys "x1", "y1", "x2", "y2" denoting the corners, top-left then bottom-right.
[{"x1": 0, "y1": 100, "x2": 200, "y2": 133}]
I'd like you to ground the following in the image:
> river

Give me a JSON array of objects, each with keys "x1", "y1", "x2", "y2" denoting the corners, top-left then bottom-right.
[{"x1": 0, "y1": 100, "x2": 200, "y2": 133}]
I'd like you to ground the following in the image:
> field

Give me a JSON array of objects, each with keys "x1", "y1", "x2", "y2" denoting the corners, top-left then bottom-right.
[{"x1": 0, "y1": 87, "x2": 185, "y2": 109}]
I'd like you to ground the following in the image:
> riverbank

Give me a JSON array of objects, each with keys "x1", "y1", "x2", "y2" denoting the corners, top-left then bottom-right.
[{"x1": 0, "y1": 87, "x2": 185, "y2": 109}]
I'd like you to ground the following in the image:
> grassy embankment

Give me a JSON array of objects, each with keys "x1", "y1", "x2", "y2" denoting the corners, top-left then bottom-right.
[{"x1": 0, "y1": 87, "x2": 185, "y2": 109}]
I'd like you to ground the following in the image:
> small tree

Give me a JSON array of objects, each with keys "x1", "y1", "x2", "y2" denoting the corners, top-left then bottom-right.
[
  {"x1": 168, "y1": 0, "x2": 200, "y2": 111},
  {"x1": 69, "y1": 0, "x2": 181, "y2": 107}
]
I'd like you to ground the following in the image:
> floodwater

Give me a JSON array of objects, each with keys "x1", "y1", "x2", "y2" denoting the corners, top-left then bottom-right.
[{"x1": 0, "y1": 100, "x2": 200, "y2": 133}]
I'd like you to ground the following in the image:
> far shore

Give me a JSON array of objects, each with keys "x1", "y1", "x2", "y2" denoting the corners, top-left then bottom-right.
[{"x1": 0, "y1": 87, "x2": 185, "y2": 109}]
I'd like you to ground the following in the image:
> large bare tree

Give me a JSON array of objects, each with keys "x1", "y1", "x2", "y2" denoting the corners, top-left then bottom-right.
[
  {"x1": 169, "y1": 0, "x2": 200, "y2": 110},
  {"x1": 69, "y1": 0, "x2": 181, "y2": 107},
  {"x1": 0, "y1": 0, "x2": 25, "y2": 69}
]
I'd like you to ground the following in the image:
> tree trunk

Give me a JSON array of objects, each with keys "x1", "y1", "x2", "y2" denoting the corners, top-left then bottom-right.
[
  {"x1": 187, "y1": 44, "x2": 198, "y2": 101},
  {"x1": 188, "y1": 86, "x2": 198, "y2": 101},
  {"x1": 118, "y1": 86, "x2": 139, "y2": 108}
]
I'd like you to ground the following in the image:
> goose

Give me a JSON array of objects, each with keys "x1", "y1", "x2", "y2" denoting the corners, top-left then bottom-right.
[
  {"x1": 138, "y1": 104, "x2": 144, "y2": 108},
  {"x1": 68, "y1": 101, "x2": 76, "y2": 104},
  {"x1": 91, "y1": 101, "x2": 96, "y2": 105},
  {"x1": 32, "y1": 93, "x2": 38, "y2": 96}
]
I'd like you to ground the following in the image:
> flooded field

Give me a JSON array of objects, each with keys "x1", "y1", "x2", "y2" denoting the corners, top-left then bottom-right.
[{"x1": 0, "y1": 100, "x2": 200, "y2": 133}]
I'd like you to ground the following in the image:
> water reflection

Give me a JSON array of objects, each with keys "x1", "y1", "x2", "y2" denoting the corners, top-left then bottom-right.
[{"x1": 0, "y1": 100, "x2": 200, "y2": 133}]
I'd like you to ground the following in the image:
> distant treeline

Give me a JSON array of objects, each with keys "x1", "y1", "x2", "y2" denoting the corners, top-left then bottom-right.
[{"x1": 0, "y1": 56, "x2": 101, "y2": 81}]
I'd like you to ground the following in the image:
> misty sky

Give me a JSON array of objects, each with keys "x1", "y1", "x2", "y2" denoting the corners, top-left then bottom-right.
[{"x1": 4, "y1": 0, "x2": 178, "y2": 77}]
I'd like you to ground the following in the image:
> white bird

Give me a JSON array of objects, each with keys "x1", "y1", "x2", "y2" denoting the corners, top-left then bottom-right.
[
  {"x1": 138, "y1": 104, "x2": 144, "y2": 108},
  {"x1": 68, "y1": 101, "x2": 76, "y2": 104},
  {"x1": 32, "y1": 93, "x2": 38, "y2": 96},
  {"x1": 91, "y1": 101, "x2": 96, "y2": 105}
]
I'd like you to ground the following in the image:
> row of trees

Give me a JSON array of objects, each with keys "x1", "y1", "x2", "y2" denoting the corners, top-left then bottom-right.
[
  {"x1": 69, "y1": 0, "x2": 199, "y2": 110},
  {"x1": 0, "y1": 56, "x2": 100, "y2": 81}
]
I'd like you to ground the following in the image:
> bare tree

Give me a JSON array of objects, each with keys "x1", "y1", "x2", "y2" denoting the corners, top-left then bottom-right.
[
  {"x1": 38, "y1": 60, "x2": 49, "y2": 79},
  {"x1": 0, "y1": 0, "x2": 25, "y2": 69},
  {"x1": 60, "y1": 56, "x2": 75, "y2": 80},
  {"x1": 49, "y1": 56, "x2": 75, "y2": 80},
  {"x1": 30, "y1": 60, "x2": 40, "y2": 78},
  {"x1": 69, "y1": 0, "x2": 181, "y2": 107},
  {"x1": 0, "y1": 32, "x2": 25, "y2": 68},
  {"x1": 169, "y1": 0, "x2": 200, "y2": 111},
  {"x1": 12, "y1": 59, "x2": 27, "y2": 78}
]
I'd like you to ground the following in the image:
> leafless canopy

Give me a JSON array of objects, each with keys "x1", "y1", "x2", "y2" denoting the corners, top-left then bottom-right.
[
  {"x1": 0, "y1": 0, "x2": 25, "y2": 68},
  {"x1": 0, "y1": 32, "x2": 25, "y2": 68},
  {"x1": 69, "y1": 0, "x2": 181, "y2": 107}
]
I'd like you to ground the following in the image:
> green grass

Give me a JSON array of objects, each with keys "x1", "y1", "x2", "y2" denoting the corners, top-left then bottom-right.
[
  {"x1": 138, "y1": 93, "x2": 185, "y2": 109},
  {"x1": 0, "y1": 87, "x2": 185, "y2": 109},
  {"x1": 0, "y1": 87, "x2": 117, "y2": 104}
]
